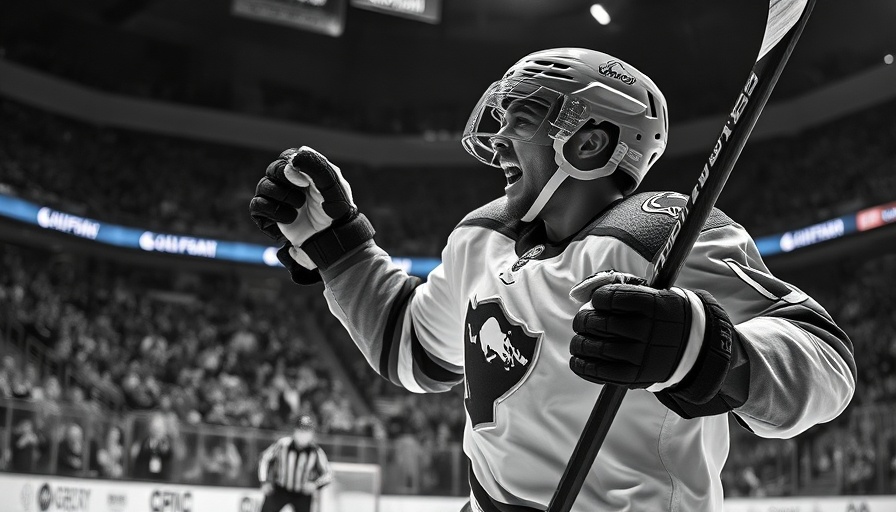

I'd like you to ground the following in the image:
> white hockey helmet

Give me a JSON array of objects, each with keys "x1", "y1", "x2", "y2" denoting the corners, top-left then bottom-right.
[{"x1": 462, "y1": 48, "x2": 668, "y2": 221}]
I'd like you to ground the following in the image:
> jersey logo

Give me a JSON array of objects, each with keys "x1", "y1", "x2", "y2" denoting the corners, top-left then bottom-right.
[
  {"x1": 641, "y1": 191, "x2": 687, "y2": 218},
  {"x1": 499, "y1": 244, "x2": 545, "y2": 285},
  {"x1": 513, "y1": 244, "x2": 544, "y2": 271},
  {"x1": 464, "y1": 296, "x2": 541, "y2": 430},
  {"x1": 723, "y1": 258, "x2": 808, "y2": 304}
]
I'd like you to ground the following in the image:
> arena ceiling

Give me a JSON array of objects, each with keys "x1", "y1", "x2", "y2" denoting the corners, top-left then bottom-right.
[{"x1": 2, "y1": 0, "x2": 894, "y2": 124}]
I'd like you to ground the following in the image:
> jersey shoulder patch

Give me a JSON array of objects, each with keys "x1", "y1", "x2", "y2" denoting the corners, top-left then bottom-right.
[
  {"x1": 455, "y1": 197, "x2": 527, "y2": 241},
  {"x1": 579, "y1": 191, "x2": 735, "y2": 261}
]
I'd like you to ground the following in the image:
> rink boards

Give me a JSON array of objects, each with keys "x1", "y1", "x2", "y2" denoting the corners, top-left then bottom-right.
[
  {"x1": 0, "y1": 469, "x2": 376, "y2": 512},
  {"x1": 1, "y1": 473, "x2": 893, "y2": 512}
]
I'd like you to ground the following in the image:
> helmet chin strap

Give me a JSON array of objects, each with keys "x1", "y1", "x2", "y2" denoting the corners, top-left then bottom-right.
[
  {"x1": 519, "y1": 139, "x2": 628, "y2": 223},
  {"x1": 520, "y1": 169, "x2": 567, "y2": 223}
]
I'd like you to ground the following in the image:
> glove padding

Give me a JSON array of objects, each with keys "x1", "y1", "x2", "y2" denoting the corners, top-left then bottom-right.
[
  {"x1": 570, "y1": 271, "x2": 744, "y2": 417},
  {"x1": 249, "y1": 147, "x2": 374, "y2": 282}
]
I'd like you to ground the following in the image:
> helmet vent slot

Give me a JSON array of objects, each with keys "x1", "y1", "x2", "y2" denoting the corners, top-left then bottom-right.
[
  {"x1": 645, "y1": 92, "x2": 658, "y2": 119},
  {"x1": 540, "y1": 70, "x2": 575, "y2": 80},
  {"x1": 533, "y1": 60, "x2": 571, "y2": 70},
  {"x1": 519, "y1": 66, "x2": 576, "y2": 81}
]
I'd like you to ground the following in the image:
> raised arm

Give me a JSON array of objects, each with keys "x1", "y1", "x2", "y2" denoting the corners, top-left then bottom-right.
[{"x1": 249, "y1": 147, "x2": 463, "y2": 393}]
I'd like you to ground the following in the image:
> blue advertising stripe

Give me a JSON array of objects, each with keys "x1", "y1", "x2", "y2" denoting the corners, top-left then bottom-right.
[
  {"x1": 754, "y1": 235, "x2": 784, "y2": 256},
  {"x1": 408, "y1": 258, "x2": 440, "y2": 277},
  {"x1": 0, "y1": 194, "x2": 41, "y2": 222},
  {"x1": 0, "y1": 193, "x2": 887, "y2": 275},
  {"x1": 96, "y1": 224, "x2": 142, "y2": 247},
  {"x1": 0, "y1": 193, "x2": 442, "y2": 276}
]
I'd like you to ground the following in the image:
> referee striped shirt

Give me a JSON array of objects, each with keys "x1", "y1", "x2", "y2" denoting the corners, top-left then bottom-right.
[{"x1": 258, "y1": 437, "x2": 333, "y2": 493}]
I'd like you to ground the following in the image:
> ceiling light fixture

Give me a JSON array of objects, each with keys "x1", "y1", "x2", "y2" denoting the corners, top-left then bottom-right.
[
  {"x1": 885, "y1": 54, "x2": 894, "y2": 65},
  {"x1": 590, "y1": 4, "x2": 611, "y2": 26}
]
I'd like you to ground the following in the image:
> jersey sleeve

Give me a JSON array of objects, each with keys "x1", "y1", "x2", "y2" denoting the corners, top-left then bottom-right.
[
  {"x1": 677, "y1": 222, "x2": 856, "y2": 439},
  {"x1": 319, "y1": 236, "x2": 465, "y2": 394}
]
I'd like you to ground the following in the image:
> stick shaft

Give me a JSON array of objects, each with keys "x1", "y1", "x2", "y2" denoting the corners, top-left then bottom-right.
[{"x1": 547, "y1": 2, "x2": 816, "y2": 510}]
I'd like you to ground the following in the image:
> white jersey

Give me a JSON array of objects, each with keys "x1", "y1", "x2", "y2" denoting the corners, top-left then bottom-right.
[{"x1": 320, "y1": 191, "x2": 855, "y2": 512}]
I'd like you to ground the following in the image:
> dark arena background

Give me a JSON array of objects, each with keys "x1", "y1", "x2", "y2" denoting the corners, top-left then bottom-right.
[{"x1": 1, "y1": 1, "x2": 895, "y2": 511}]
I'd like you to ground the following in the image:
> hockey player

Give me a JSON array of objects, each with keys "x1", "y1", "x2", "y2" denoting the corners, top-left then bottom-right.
[{"x1": 249, "y1": 48, "x2": 855, "y2": 511}]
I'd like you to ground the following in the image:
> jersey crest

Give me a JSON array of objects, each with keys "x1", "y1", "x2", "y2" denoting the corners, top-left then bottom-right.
[
  {"x1": 464, "y1": 296, "x2": 541, "y2": 430},
  {"x1": 641, "y1": 191, "x2": 688, "y2": 218}
]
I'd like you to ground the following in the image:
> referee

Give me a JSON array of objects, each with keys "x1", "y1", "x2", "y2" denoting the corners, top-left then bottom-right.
[{"x1": 258, "y1": 416, "x2": 334, "y2": 512}]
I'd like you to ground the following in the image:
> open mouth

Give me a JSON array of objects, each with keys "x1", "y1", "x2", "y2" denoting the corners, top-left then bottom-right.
[{"x1": 503, "y1": 166, "x2": 522, "y2": 186}]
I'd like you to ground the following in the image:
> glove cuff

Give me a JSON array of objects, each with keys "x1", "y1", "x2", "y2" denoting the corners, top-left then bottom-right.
[
  {"x1": 301, "y1": 213, "x2": 375, "y2": 270},
  {"x1": 277, "y1": 244, "x2": 322, "y2": 285},
  {"x1": 656, "y1": 289, "x2": 746, "y2": 418}
]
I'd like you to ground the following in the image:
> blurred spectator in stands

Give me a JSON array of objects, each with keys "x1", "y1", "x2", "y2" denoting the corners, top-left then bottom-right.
[
  {"x1": 0, "y1": 356, "x2": 16, "y2": 397},
  {"x1": 319, "y1": 393, "x2": 355, "y2": 435},
  {"x1": 156, "y1": 395, "x2": 181, "y2": 437},
  {"x1": 389, "y1": 418, "x2": 425, "y2": 494},
  {"x1": 122, "y1": 362, "x2": 162, "y2": 409},
  {"x1": 95, "y1": 426, "x2": 125, "y2": 478},
  {"x1": 85, "y1": 388, "x2": 107, "y2": 416},
  {"x1": 8, "y1": 418, "x2": 44, "y2": 473},
  {"x1": 202, "y1": 439, "x2": 243, "y2": 486},
  {"x1": 271, "y1": 372, "x2": 301, "y2": 427},
  {"x1": 229, "y1": 313, "x2": 258, "y2": 354},
  {"x1": 9, "y1": 369, "x2": 34, "y2": 400},
  {"x1": 843, "y1": 433, "x2": 876, "y2": 494},
  {"x1": 33, "y1": 375, "x2": 62, "y2": 413},
  {"x1": 56, "y1": 423, "x2": 85, "y2": 476},
  {"x1": 132, "y1": 415, "x2": 174, "y2": 481},
  {"x1": 426, "y1": 422, "x2": 456, "y2": 494},
  {"x1": 66, "y1": 386, "x2": 92, "y2": 417}
]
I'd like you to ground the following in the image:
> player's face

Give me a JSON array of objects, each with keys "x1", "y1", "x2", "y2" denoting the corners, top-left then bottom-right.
[{"x1": 490, "y1": 98, "x2": 557, "y2": 219}]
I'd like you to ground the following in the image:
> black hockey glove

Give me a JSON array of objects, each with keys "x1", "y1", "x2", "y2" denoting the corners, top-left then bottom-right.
[
  {"x1": 569, "y1": 270, "x2": 749, "y2": 419},
  {"x1": 249, "y1": 147, "x2": 375, "y2": 284}
]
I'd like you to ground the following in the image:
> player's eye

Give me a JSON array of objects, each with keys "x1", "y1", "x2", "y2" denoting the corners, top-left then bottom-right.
[{"x1": 501, "y1": 112, "x2": 533, "y2": 129}]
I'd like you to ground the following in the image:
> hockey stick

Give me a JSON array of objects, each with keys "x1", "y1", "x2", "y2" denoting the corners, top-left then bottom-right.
[{"x1": 547, "y1": 1, "x2": 817, "y2": 510}]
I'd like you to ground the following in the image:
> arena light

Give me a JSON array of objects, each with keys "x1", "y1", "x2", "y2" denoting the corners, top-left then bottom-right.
[
  {"x1": 885, "y1": 54, "x2": 894, "y2": 65},
  {"x1": 590, "y1": 4, "x2": 611, "y2": 25}
]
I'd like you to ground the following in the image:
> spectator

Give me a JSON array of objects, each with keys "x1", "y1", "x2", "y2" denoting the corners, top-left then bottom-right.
[
  {"x1": 0, "y1": 355, "x2": 16, "y2": 398},
  {"x1": 131, "y1": 415, "x2": 174, "y2": 481},
  {"x1": 56, "y1": 424, "x2": 85, "y2": 476},
  {"x1": 389, "y1": 419, "x2": 425, "y2": 494},
  {"x1": 95, "y1": 426, "x2": 125, "y2": 479},
  {"x1": 9, "y1": 418, "x2": 44, "y2": 473},
  {"x1": 202, "y1": 440, "x2": 243, "y2": 486}
]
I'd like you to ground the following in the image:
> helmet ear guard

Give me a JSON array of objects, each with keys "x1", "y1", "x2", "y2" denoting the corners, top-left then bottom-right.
[{"x1": 555, "y1": 138, "x2": 629, "y2": 180}]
